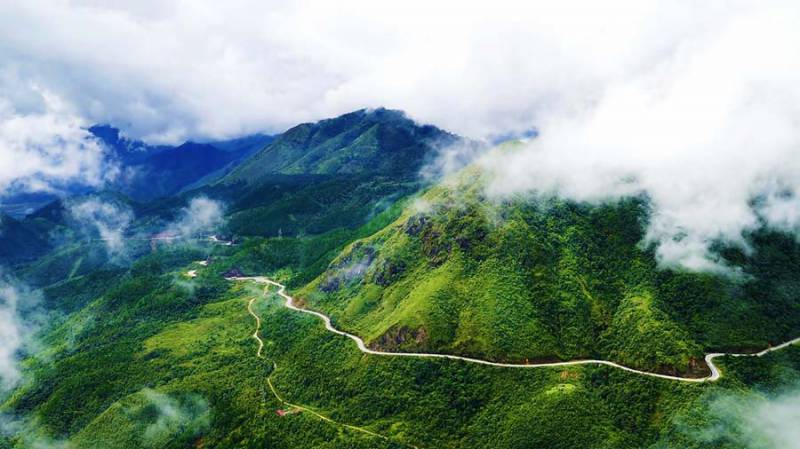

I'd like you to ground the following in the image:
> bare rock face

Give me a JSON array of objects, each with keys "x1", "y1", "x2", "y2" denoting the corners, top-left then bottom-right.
[
  {"x1": 318, "y1": 243, "x2": 376, "y2": 292},
  {"x1": 404, "y1": 214, "x2": 429, "y2": 236},
  {"x1": 320, "y1": 276, "x2": 340, "y2": 293},
  {"x1": 421, "y1": 229, "x2": 451, "y2": 267},
  {"x1": 223, "y1": 267, "x2": 245, "y2": 278},
  {"x1": 369, "y1": 325, "x2": 429, "y2": 351},
  {"x1": 371, "y1": 259, "x2": 406, "y2": 286}
]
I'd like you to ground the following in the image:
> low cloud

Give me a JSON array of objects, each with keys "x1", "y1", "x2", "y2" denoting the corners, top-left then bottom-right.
[
  {"x1": 0, "y1": 389, "x2": 209, "y2": 448},
  {"x1": 0, "y1": 85, "x2": 115, "y2": 196},
  {"x1": 688, "y1": 388, "x2": 800, "y2": 449},
  {"x1": 420, "y1": 139, "x2": 488, "y2": 182},
  {"x1": 164, "y1": 196, "x2": 224, "y2": 239},
  {"x1": 480, "y1": 3, "x2": 800, "y2": 272},
  {"x1": 67, "y1": 197, "x2": 133, "y2": 258},
  {"x1": 0, "y1": 1, "x2": 792, "y2": 145},
  {"x1": 140, "y1": 389, "x2": 210, "y2": 446},
  {"x1": 0, "y1": 415, "x2": 69, "y2": 449},
  {"x1": 1, "y1": 1, "x2": 798, "y2": 276},
  {"x1": 0, "y1": 274, "x2": 44, "y2": 391}
]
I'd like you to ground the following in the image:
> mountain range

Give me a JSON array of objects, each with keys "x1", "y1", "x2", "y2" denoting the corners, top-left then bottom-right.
[{"x1": 0, "y1": 109, "x2": 798, "y2": 449}]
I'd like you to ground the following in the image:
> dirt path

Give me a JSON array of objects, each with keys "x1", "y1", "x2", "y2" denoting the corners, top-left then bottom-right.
[
  {"x1": 245, "y1": 290, "x2": 418, "y2": 449},
  {"x1": 231, "y1": 276, "x2": 800, "y2": 383},
  {"x1": 246, "y1": 295, "x2": 265, "y2": 358}
]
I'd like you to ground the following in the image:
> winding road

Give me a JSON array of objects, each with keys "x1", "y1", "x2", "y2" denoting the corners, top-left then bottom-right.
[{"x1": 230, "y1": 276, "x2": 800, "y2": 383}]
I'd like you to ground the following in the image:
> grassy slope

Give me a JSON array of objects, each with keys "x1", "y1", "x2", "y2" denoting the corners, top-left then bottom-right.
[
  {"x1": 222, "y1": 108, "x2": 452, "y2": 185},
  {"x1": 6, "y1": 256, "x2": 799, "y2": 449},
  {"x1": 221, "y1": 174, "x2": 421, "y2": 238},
  {"x1": 209, "y1": 108, "x2": 468, "y2": 240},
  {"x1": 299, "y1": 169, "x2": 800, "y2": 375},
  {"x1": 2, "y1": 224, "x2": 799, "y2": 448}
]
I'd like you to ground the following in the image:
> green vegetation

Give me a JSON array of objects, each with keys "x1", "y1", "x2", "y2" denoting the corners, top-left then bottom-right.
[
  {"x1": 222, "y1": 108, "x2": 456, "y2": 184},
  {"x1": 301, "y1": 169, "x2": 800, "y2": 375},
  {"x1": 220, "y1": 175, "x2": 420, "y2": 238},
  {"x1": 2, "y1": 111, "x2": 800, "y2": 448},
  {"x1": 6, "y1": 252, "x2": 798, "y2": 448}
]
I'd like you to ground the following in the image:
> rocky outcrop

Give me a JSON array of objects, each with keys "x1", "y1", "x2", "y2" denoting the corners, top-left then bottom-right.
[
  {"x1": 318, "y1": 243, "x2": 376, "y2": 292},
  {"x1": 371, "y1": 259, "x2": 406, "y2": 286},
  {"x1": 223, "y1": 267, "x2": 246, "y2": 278},
  {"x1": 404, "y1": 214, "x2": 429, "y2": 236},
  {"x1": 369, "y1": 325, "x2": 429, "y2": 351}
]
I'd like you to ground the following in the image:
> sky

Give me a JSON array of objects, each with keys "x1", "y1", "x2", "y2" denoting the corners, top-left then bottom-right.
[{"x1": 0, "y1": 0, "x2": 799, "y2": 269}]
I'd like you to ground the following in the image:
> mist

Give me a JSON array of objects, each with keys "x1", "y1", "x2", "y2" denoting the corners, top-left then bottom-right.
[
  {"x1": 0, "y1": 274, "x2": 44, "y2": 391},
  {"x1": 478, "y1": 3, "x2": 800, "y2": 271},
  {"x1": 67, "y1": 197, "x2": 134, "y2": 258},
  {"x1": 140, "y1": 389, "x2": 210, "y2": 446},
  {"x1": 685, "y1": 387, "x2": 800, "y2": 449},
  {"x1": 1, "y1": 1, "x2": 799, "y2": 273},
  {"x1": 163, "y1": 196, "x2": 225, "y2": 239},
  {"x1": 0, "y1": 87, "x2": 114, "y2": 195}
]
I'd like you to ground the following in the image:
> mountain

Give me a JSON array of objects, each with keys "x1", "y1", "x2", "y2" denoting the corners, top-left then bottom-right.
[
  {"x1": 123, "y1": 141, "x2": 239, "y2": 199},
  {"x1": 88, "y1": 125, "x2": 274, "y2": 201},
  {"x1": 0, "y1": 212, "x2": 50, "y2": 263},
  {"x1": 3, "y1": 112, "x2": 800, "y2": 449},
  {"x1": 0, "y1": 191, "x2": 78, "y2": 219},
  {"x1": 0, "y1": 127, "x2": 274, "y2": 218},
  {"x1": 210, "y1": 108, "x2": 473, "y2": 238},
  {"x1": 221, "y1": 108, "x2": 458, "y2": 185},
  {"x1": 298, "y1": 163, "x2": 800, "y2": 377},
  {"x1": 86, "y1": 125, "x2": 164, "y2": 165}
]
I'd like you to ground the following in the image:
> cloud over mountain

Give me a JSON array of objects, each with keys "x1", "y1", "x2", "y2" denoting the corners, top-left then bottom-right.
[
  {"x1": 1, "y1": 1, "x2": 799, "y2": 271},
  {"x1": 0, "y1": 86, "x2": 112, "y2": 196},
  {"x1": 0, "y1": 275, "x2": 43, "y2": 391},
  {"x1": 480, "y1": 2, "x2": 800, "y2": 270}
]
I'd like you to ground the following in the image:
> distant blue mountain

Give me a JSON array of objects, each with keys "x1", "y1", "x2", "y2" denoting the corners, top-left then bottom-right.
[
  {"x1": 88, "y1": 125, "x2": 274, "y2": 200},
  {"x1": 0, "y1": 212, "x2": 50, "y2": 263},
  {"x1": 0, "y1": 127, "x2": 275, "y2": 217}
]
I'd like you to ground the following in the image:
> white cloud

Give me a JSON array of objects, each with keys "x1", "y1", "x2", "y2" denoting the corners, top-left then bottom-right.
[
  {"x1": 0, "y1": 0, "x2": 751, "y2": 143},
  {"x1": 695, "y1": 389, "x2": 800, "y2": 449},
  {"x1": 0, "y1": 276, "x2": 43, "y2": 391},
  {"x1": 477, "y1": 1, "x2": 800, "y2": 270},
  {"x1": 0, "y1": 284, "x2": 24, "y2": 389},
  {"x1": 67, "y1": 197, "x2": 133, "y2": 257},
  {"x1": 140, "y1": 389, "x2": 210, "y2": 445},
  {"x1": 165, "y1": 196, "x2": 224, "y2": 238},
  {"x1": 0, "y1": 1, "x2": 799, "y2": 270},
  {"x1": 0, "y1": 85, "x2": 113, "y2": 196}
]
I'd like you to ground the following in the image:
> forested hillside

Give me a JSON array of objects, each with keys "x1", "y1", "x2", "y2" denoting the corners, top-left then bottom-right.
[
  {"x1": 1, "y1": 112, "x2": 799, "y2": 449},
  {"x1": 301, "y1": 165, "x2": 800, "y2": 376},
  {"x1": 205, "y1": 108, "x2": 472, "y2": 238}
]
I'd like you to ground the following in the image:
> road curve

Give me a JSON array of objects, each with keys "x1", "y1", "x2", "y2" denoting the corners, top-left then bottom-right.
[
  {"x1": 246, "y1": 295, "x2": 265, "y2": 358},
  {"x1": 230, "y1": 276, "x2": 800, "y2": 383}
]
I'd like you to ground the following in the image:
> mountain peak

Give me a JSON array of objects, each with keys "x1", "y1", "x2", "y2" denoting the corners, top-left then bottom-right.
[
  {"x1": 221, "y1": 108, "x2": 460, "y2": 185},
  {"x1": 87, "y1": 124, "x2": 121, "y2": 144}
]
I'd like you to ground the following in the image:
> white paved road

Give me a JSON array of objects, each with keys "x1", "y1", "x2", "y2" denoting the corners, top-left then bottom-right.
[{"x1": 229, "y1": 276, "x2": 800, "y2": 383}]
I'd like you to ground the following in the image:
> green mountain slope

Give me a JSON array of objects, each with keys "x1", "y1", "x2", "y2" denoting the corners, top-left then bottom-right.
[
  {"x1": 298, "y1": 166, "x2": 800, "y2": 376},
  {"x1": 202, "y1": 108, "x2": 467, "y2": 238},
  {"x1": 3, "y1": 113, "x2": 800, "y2": 449},
  {"x1": 222, "y1": 108, "x2": 456, "y2": 184},
  {"x1": 4, "y1": 241, "x2": 799, "y2": 449}
]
